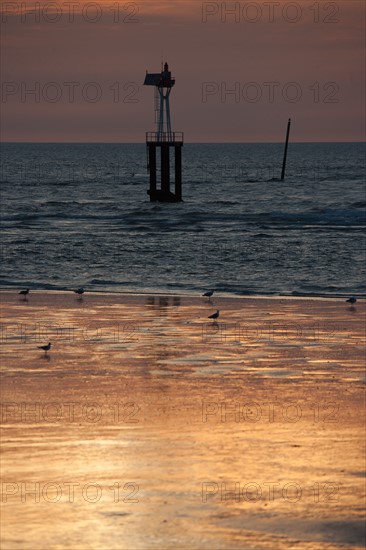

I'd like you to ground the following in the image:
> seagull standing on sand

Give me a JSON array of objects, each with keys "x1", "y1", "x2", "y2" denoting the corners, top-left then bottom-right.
[
  {"x1": 38, "y1": 342, "x2": 51, "y2": 354},
  {"x1": 208, "y1": 310, "x2": 220, "y2": 320},
  {"x1": 346, "y1": 296, "x2": 357, "y2": 304},
  {"x1": 19, "y1": 289, "x2": 29, "y2": 299},
  {"x1": 202, "y1": 290, "x2": 214, "y2": 298}
]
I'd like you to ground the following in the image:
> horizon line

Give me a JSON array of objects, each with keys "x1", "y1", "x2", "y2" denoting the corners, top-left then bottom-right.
[{"x1": 1, "y1": 140, "x2": 365, "y2": 145}]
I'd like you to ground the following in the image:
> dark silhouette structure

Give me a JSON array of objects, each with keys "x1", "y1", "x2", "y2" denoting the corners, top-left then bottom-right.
[
  {"x1": 144, "y1": 63, "x2": 184, "y2": 202},
  {"x1": 281, "y1": 118, "x2": 292, "y2": 181}
]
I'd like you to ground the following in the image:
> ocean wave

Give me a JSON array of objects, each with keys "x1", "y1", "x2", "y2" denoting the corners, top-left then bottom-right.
[
  {"x1": 1, "y1": 142, "x2": 365, "y2": 297},
  {"x1": 351, "y1": 201, "x2": 366, "y2": 209},
  {"x1": 261, "y1": 209, "x2": 366, "y2": 227}
]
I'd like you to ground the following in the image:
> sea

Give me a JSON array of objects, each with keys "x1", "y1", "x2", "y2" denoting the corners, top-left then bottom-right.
[{"x1": 1, "y1": 142, "x2": 365, "y2": 297}]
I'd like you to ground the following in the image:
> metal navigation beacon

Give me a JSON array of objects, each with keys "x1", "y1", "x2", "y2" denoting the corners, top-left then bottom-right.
[{"x1": 144, "y1": 62, "x2": 184, "y2": 202}]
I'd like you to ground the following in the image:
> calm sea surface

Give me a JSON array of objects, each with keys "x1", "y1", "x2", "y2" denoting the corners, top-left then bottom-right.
[{"x1": 1, "y1": 142, "x2": 365, "y2": 296}]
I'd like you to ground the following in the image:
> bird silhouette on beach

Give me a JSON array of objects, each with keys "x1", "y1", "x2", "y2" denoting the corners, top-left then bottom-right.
[
  {"x1": 38, "y1": 342, "x2": 51, "y2": 354},
  {"x1": 202, "y1": 290, "x2": 214, "y2": 298},
  {"x1": 346, "y1": 296, "x2": 357, "y2": 304},
  {"x1": 19, "y1": 289, "x2": 29, "y2": 299},
  {"x1": 208, "y1": 310, "x2": 220, "y2": 320},
  {"x1": 73, "y1": 287, "x2": 85, "y2": 298}
]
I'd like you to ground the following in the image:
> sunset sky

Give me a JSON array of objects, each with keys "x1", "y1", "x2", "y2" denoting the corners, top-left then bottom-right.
[{"x1": 1, "y1": 0, "x2": 365, "y2": 142}]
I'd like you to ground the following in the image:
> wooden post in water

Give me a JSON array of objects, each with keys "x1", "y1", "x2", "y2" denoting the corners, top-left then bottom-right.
[
  {"x1": 148, "y1": 145, "x2": 156, "y2": 195},
  {"x1": 175, "y1": 146, "x2": 182, "y2": 201},
  {"x1": 161, "y1": 144, "x2": 170, "y2": 195},
  {"x1": 281, "y1": 118, "x2": 291, "y2": 181}
]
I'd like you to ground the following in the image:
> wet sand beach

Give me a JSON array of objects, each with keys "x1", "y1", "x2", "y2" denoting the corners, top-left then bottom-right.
[{"x1": 1, "y1": 291, "x2": 365, "y2": 549}]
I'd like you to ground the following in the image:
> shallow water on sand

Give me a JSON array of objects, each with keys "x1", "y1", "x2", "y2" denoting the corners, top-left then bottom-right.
[{"x1": 1, "y1": 292, "x2": 365, "y2": 549}]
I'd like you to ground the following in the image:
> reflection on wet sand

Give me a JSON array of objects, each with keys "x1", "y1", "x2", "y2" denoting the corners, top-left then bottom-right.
[{"x1": 1, "y1": 291, "x2": 365, "y2": 549}]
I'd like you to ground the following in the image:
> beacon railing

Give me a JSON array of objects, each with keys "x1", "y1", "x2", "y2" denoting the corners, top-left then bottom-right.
[{"x1": 146, "y1": 132, "x2": 184, "y2": 144}]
